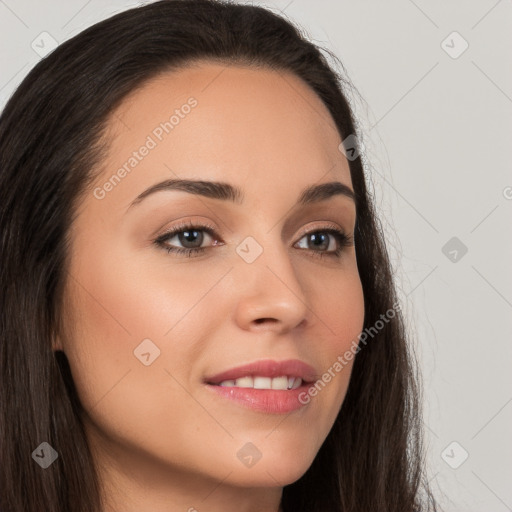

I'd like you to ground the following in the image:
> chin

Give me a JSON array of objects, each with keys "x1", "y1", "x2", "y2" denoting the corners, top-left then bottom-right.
[{"x1": 226, "y1": 449, "x2": 316, "y2": 488}]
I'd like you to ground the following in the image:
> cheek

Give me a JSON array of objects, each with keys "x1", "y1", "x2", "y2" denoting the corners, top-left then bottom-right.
[
  {"x1": 302, "y1": 265, "x2": 365, "y2": 416},
  {"x1": 308, "y1": 262, "x2": 365, "y2": 356},
  {"x1": 62, "y1": 234, "x2": 236, "y2": 374},
  {"x1": 61, "y1": 247, "x2": 230, "y2": 466},
  {"x1": 66, "y1": 234, "x2": 223, "y2": 346},
  {"x1": 61, "y1": 239, "x2": 213, "y2": 409}
]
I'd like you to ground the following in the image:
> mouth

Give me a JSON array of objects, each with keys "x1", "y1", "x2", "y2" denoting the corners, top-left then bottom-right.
[
  {"x1": 203, "y1": 358, "x2": 318, "y2": 385},
  {"x1": 202, "y1": 359, "x2": 317, "y2": 414}
]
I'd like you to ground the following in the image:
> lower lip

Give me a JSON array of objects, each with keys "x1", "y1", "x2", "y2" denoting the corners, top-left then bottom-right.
[{"x1": 204, "y1": 383, "x2": 311, "y2": 414}]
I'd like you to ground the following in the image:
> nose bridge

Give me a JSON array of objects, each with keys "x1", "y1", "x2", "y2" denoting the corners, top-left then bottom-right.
[{"x1": 232, "y1": 229, "x2": 310, "y2": 331}]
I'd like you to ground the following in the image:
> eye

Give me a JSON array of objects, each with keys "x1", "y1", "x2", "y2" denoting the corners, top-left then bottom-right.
[
  {"x1": 153, "y1": 221, "x2": 353, "y2": 259},
  {"x1": 154, "y1": 221, "x2": 220, "y2": 258},
  {"x1": 294, "y1": 226, "x2": 353, "y2": 259}
]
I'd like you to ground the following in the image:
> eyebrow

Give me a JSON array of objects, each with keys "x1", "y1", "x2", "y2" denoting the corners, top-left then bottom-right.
[{"x1": 127, "y1": 178, "x2": 356, "y2": 211}]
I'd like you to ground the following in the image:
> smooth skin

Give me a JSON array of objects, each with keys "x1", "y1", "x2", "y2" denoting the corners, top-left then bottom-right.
[{"x1": 54, "y1": 62, "x2": 365, "y2": 512}]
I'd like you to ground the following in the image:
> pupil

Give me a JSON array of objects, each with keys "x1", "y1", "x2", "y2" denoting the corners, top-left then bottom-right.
[
  {"x1": 310, "y1": 233, "x2": 328, "y2": 251},
  {"x1": 180, "y1": 230, "x2": 203, "y2": 248}
]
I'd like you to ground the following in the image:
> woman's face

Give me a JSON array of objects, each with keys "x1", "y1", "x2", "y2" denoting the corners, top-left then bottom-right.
[{"x1": 57, "y1": 62, "x2": 365, "y2": 503}]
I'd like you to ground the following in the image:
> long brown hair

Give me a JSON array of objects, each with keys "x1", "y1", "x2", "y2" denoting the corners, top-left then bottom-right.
[{"x1": 0, "y1": 1, "x2": 439, "y2": 510}]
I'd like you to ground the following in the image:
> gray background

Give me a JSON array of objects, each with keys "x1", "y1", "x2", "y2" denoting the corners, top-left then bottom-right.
[{"x1": 1, "y1": 1, "x2": 511, "y2": 510}]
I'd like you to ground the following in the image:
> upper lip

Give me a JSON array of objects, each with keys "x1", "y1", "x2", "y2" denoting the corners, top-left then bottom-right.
[{"x1": 204, "y1": 358, "x2": 319, "y2": 385}]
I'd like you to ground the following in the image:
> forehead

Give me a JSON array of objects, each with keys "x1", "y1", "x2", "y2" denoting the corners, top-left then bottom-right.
[{"x1": 91, "y1": 62, "x2": 351, "y2": 213}]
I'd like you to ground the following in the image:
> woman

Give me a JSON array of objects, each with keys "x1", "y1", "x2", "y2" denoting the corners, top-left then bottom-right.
[{"x1": 0, "y1": 1, "x2": 439, "y2": 510}]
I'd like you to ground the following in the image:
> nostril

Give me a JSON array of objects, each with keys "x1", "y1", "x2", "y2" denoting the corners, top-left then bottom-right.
[{"x1": 254, "y1": 318, "x2": 277, "y2": 324}]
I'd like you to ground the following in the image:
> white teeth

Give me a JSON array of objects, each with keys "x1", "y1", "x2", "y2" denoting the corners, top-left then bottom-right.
[
  {"x1": 271, "y1": 376, "x2": 289, "y2": 390},
  {"x1": 288, "y1": 377, "x2": 302, "y2": 390},
  {"x1": 235, "y1": 376, "x2": 254, "y2": 388},
  {"x1": 216, "y1": 375, "x2": 303, "y2": 390},
  {"x1": 253, "y1": 376, "x2": 272, "y2": 389}
]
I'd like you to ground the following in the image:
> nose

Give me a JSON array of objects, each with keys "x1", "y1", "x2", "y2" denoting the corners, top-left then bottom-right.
[{"x1": 232, "y1": 241, "x2": 310, "y2": 334}]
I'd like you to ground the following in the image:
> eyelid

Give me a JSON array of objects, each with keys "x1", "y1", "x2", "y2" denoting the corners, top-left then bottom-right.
[
  {"x1": 154, "y1": 219, "x2": 219, "y2": 240},
  {"x1": 296, "y1": 220, "x2": 348, "y2": 239},
  {"x1": 155, "y1": 219, "x2": 350, "y2": 244}
]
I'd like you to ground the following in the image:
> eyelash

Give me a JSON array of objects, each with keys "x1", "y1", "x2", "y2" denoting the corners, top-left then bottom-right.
[{"x1": 153, "y1": 221, "x2": 353, "y2": 260}]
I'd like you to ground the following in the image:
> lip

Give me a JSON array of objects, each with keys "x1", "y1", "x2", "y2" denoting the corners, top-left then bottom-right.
[
  {"x1": 203, "y1": 358, "x2": 318, "y2": 385},
  {"x1": 202, "y1": 358, "x2": 318, "y2": 414},
  {"x1": 204, "y1": 382, "x2": 312, "y2": 414}
]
